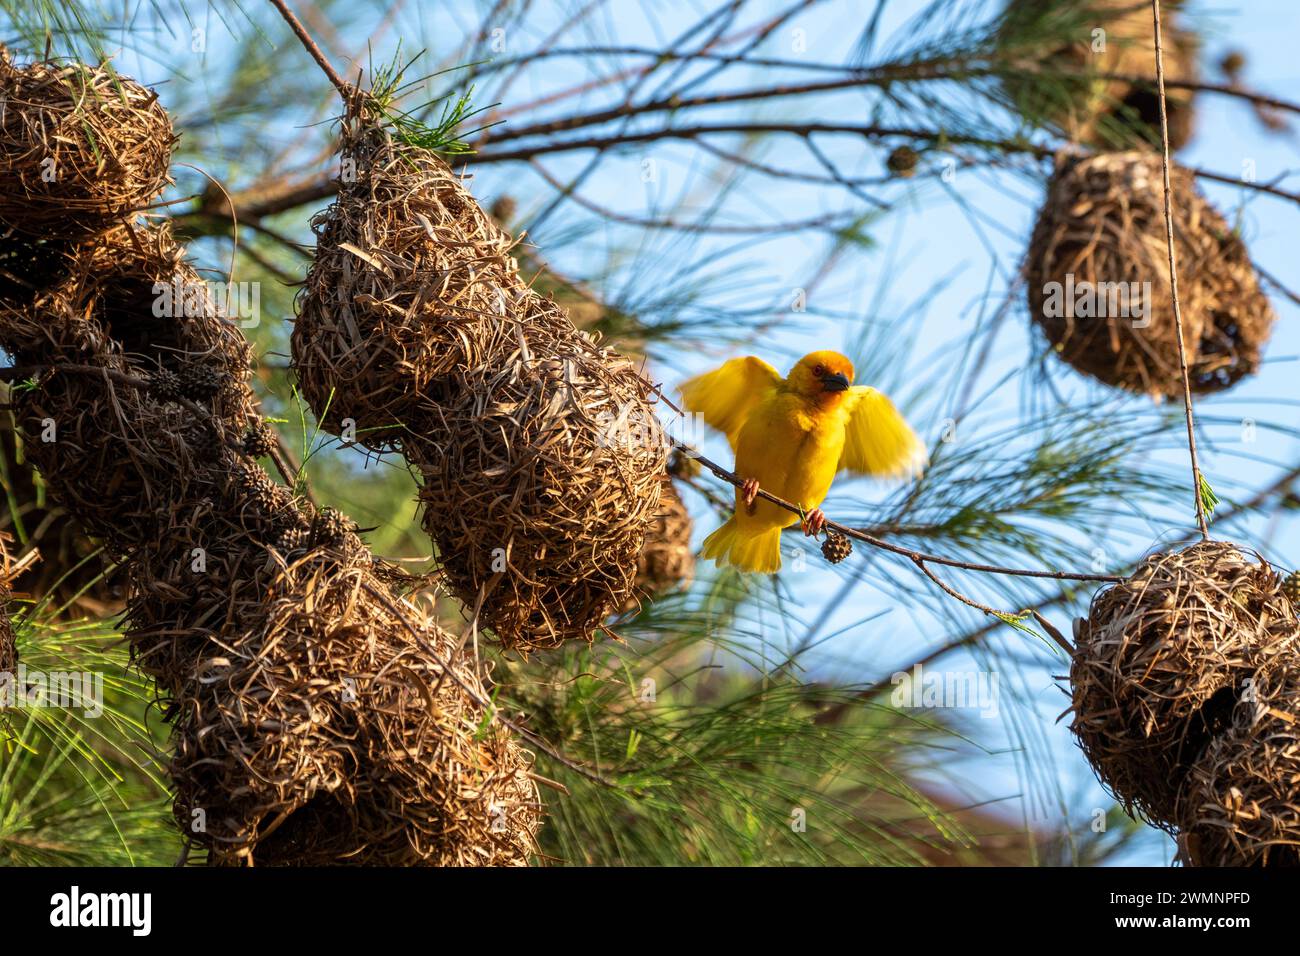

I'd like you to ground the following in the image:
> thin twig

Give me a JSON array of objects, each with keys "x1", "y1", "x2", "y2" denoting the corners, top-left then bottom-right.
[
  {"x1": 267, "y1": 0, "x2": 350, "y2": 97},
  {"x1": 674, "y1": 439, "x2": 1119, "y2": 584},
  {"x1": 1152, "y1": 0, "x2": 1209, "y2": 540}
]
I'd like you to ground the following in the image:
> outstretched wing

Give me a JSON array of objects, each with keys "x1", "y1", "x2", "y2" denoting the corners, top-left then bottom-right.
[
  {"x1": 839, "y1": 386, "x2": 925, "y2": 478},
  {"x1": 678, "y1": 356, "x2": 782, "y2": 450}
]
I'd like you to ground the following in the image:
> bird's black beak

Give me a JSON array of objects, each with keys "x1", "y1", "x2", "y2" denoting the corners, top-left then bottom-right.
[{"x1": 821, "y1": 371, "x2": 850, "y2": 392}]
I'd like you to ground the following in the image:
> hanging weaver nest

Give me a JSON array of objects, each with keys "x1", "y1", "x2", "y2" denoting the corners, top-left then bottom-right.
[
  {"x1": 0, "y1": 223, "x2": 258, "y2": 548},
  {"x1": 293, "y1": 91, "x2": 667, "y2": 650},
  {"x1": 0, "y1": 215, "x2": 542, "y2": 865},
  {"x1": 1177, "y1": 670, "x2": 1300, "y2": 866},
  {"x1": 142, "y1": 541, "x2": 541, "y2": 866},
  {"x1": 1026, "y1": 150, "x2": 1275, "y2": 398},
  {"x1": 415, "y1": 302, "x2": 667, "y2": 650},
  {"x1": 293, "y1": 93, "x2": 522, "y2": 446},
  {"x1": 1069, "y1": 541, "x2": 1300, "y2": 826},
  {"x1": 0, "y1": 50, "x2": 175, "y2": 240},
  {"x1": 622, "y1": 477, "x2": 694, "y2": 612},
  {"x1": 998, "y1": 0, "x2": 1199, "y2": 150}
]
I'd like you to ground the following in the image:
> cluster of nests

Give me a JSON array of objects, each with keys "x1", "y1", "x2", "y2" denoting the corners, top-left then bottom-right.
[
  {"x1": 292, "y1": 88, "x2": 685, "y2": 652},
  {"x1": 1071, "y1": 541, "x2": 1300, "y2": 866},
  {"x1": 1003, "y1": 1, "x2": 1278, "y2": 399},
  {"x1": 0, "y1": 52, "x2": 540, "y2": 865}
]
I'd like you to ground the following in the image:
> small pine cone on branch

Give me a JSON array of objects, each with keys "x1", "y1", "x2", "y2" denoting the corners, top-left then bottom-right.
[
  {"x1": 312, "y1": 507, "x2": 354, "y2": 546},
  {"x1": 177, "y1": 362, "x2": 224, "y2": 401},
  {"x1": 242, "y1": 420, "x2": 278, "y2": 458},
  {"x1": 275, "y1": 527, "x2": 309, "y2": 555},
  {"x1": 148, "y1": 368, "x2": 183, "y2": 402},
  {"x1": 230, "y1": 463, "x2": 288, "y2": 517},
  {"x1": 1283, "y1": 569, "x2": 1300, "y2": 607},
  {"x1": 886, "y1": 145, "x2": 919, "y2": 178},
  {"x1": 821, "y1": 530, "x2": 852, "y2": 564}
]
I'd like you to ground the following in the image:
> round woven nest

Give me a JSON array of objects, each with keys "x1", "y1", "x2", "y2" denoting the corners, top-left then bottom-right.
[
  {"x1": 1070, "y1": 540, "x2": 1300, "y2": 826},
  {"x1": 293, "y1": 93, "x2": 520, "y2": 446},
  {"x1": 0, "y1": 223, "x2": 258, "y2": 548},
  {"x1": 0, "y1": 51, "x2": 175, "y2": 240},
  {"x1": 293, "y1": 91, "x2": 668, "y2": 650},
  {"x1": 998, "y1": 0, "x2": 1199, "y2": 150},
  {"x1": 415, "y1": 301, "x2": 667, "y2": 650},
  {"x1": 1178, "y1": 669, "x2": 1300, "y2": 866},
  {"x1": 1027, "y1": 150, "x2": 1275, "y2": 398},
  {"x1": 149, "y1": 548, "x2": 541, "y2": 866}
]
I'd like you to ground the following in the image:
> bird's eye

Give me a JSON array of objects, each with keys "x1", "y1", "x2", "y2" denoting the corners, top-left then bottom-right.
[{"x1": 813, "y1": 364, "x2": 825, "y2": 377}]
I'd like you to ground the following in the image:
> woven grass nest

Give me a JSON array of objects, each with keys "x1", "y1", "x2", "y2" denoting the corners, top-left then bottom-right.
[
  {"x1": 0, "y1": 223, "x2": 258, "y2": 547},
  {"x1": 622, "y1": 477, "x2": 694, "y2": 612},
  {"x1": 0, "y1": 215, "x2": 541, "y2": 865},
  {"x1": 1177, "y1": 670, "x2": 1300, "y2": 866},
  {"x1": 293, "y1": 94, "x2": 521, "y2": 445},
  {"x1": 1070, "y1": 541, "x2": 1300, "y2": 827},
  {"x1": 0, "y1": 50, "x2": 175, "y2": 240},
  {"x1": 1027, "y1": 150, "x2": 1275, "y2": 399},
  {"x1": 137, "y1": 540, "x2": 540, "y2": 866},
  {"x1": 414, "y1": 300, "x2": 667, "y2": 650},
  {"x1": 998, "y1": 0, "x2": 1199, "y2": 151},
  {"x1": 293, "y1": 91, "x2": 667, "y2": 651}
]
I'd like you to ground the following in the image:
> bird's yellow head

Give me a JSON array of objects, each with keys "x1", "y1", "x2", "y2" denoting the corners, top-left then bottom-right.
[{"x1": 788, "y1": 350, "x2": 855, "y2": 401}]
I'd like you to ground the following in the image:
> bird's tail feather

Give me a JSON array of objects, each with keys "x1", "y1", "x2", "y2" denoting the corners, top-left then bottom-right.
[{"x1": 702, "y1": 518, "x2": 783, "y2": 573}]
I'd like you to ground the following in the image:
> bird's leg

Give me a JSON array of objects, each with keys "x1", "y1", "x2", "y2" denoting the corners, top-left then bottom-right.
[
  {"x1": 741, "y1": 478, "x2": 760, "y2": 515},
  {"x1": 801, "y1": 507, "x2": 826, "y2": 537}
]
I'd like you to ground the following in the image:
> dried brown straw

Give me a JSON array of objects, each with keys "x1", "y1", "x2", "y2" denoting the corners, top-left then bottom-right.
[
  {"x1": 0, "y1": 211, "x2": 542, "y2": 864},
  {"x1": 293, "y1": 90, "x2": 667, "y2": 651},
  {"x1": 0, "y1": 531, "x2": 16, "y2": 678},
  {"x1": 1178, "y1": 669, "x2": 1300, "y2": 866},
  {"x1": 1026, "y1": 149, "x2": 1275, "y2": 400},
  {"x1": 0, "y1": 50, "x2": 176, "y2": 240},
  {"x1": 1069, "y1": 541, "x2": 1300, "y2": 827}
]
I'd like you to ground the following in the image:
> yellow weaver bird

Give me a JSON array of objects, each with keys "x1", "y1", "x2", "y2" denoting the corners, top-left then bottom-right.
[{"x1": 679, "y1": 350, "x2": 924, "y2": 573}]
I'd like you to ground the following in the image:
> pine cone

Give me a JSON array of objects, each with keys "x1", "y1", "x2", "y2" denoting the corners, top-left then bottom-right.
[
  {"x1": 177, "y1": 362, "x2": 224, "y2": 401},
  {"x1": 1283, "y1": 570, "x2": 1300, "y2": 607},
  {"x1": 886, "y1": 145, "x2": 919, "y2": 178},
  {"x1": 242, "y1": 420, "x2": 278, "y2": 458},
  {"x1": 312, "y1": 507, "x2": 354, "y2": 546},
  {"x1": 148, "y1": 368, "x2": 183, "y2": 402},
  {"x1": 275, "y1": 527, "x2": 310, "y2": 555},
  {"x1": 821, "y1": 530, "x2": 852, "y2": 564},
  {"x1": 230, "y1": 463, "x2": 289, "y2": 517}
]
